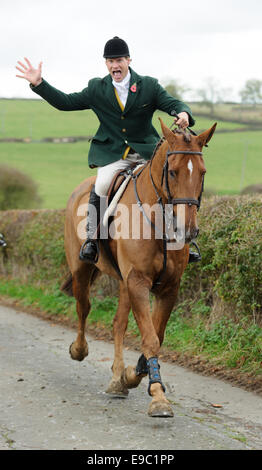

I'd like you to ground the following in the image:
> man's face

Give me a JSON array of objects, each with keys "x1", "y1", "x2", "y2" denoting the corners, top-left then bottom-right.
[{"x1": 105, "y1": 57, "x2": 131, "y2": 82}]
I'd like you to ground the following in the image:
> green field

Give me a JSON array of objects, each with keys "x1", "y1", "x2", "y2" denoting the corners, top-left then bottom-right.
[{"x1": 0, "y1": 99, "x2": 261, "y2": 208}]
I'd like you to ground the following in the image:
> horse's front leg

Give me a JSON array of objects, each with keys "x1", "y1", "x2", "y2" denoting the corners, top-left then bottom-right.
[
  {"x1": 152, "y1": 286, "x2": 180, "y2": 346},
  {"x1": 125, "y1": 288, "x2": 179, "y2": 390},
  {"x1": 126, "y1": 268, "x2": 174, "y2": 417},
  {"x1": 106, "y1": 282, "x2": 131, "y2": 397}
]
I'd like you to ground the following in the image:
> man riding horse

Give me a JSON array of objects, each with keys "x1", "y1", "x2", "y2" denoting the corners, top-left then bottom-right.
[{"x1": 16, "y1": 36, "x2": 200, "y2": 263}]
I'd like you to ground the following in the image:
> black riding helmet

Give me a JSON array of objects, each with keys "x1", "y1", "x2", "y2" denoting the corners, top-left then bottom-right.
[{"x1": 103, "y1": 36, "x2": 130, "y2": 58}]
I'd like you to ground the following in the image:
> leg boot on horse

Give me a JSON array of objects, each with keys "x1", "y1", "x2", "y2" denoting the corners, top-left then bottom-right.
[{"x1": 79, "y1": 186, "x2": 100, "y2": 263}]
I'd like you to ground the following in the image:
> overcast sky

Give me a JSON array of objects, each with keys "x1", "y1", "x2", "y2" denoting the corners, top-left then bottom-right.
[{"x1": 1, "y1": 0, "x2": 262, "y2": 101}]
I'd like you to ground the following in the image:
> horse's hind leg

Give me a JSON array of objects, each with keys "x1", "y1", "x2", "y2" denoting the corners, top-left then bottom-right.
[
  {"x1": 69, "y1": 265, "x2": 98, "y2": 361},
  {"x1": 124, "y1": 353, "x2": 148, "y2": 390},
  {"x1": 106, "y1": 282, "x2": 131, "y2": 397}
]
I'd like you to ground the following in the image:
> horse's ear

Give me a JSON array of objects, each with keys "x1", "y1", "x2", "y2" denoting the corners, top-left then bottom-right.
[
  {"x1": 196, "y1": 123, "x2": 217, "y2": 148},
  {"x1": 159, "y1": 117, "x2": 176, "y2": 144}
]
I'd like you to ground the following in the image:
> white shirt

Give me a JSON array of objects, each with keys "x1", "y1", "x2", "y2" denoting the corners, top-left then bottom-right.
[{"x1": 112, "y1": 70, "x2": 131, "y2": 108}]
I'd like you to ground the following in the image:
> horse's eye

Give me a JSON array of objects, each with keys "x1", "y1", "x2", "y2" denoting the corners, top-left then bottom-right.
[{"x1": 169, "y1": 170, "x2": 176, "y2": 178}]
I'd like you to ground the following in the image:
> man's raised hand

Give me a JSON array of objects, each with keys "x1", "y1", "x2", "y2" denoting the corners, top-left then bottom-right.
[{"x1": 15, "y1": 57, "x2": 43, "y2": 87}]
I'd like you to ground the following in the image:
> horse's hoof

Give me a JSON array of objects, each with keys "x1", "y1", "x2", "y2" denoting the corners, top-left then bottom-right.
[
  {"x1": 148, "y1": 400, "x2": 174, "y2": 418},
  {"x1": 106, "y1": 380, "x2": 129, "y2": 398},
  {"x1": 69, "y1": 342, "x2": 89, "y2": 361}
]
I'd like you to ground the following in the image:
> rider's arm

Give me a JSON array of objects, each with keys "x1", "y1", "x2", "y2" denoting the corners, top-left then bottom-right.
[
  {"x1": 30, "y1": 79, "x2": 91, "y2": 111},
  {"x1": 16, "y1": 58, "x2": 91, "y2": 111},
  {"x1": 154, "y1": 80, "x2": 195, "y2": 127}
]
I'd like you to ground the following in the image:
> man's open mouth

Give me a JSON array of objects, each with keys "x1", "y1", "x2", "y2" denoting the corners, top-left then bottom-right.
[{"x1": 112, "y1": 70, "x2": 122, "y2": 79}]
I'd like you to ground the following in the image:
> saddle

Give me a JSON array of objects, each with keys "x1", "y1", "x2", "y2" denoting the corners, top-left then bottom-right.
[
  {"x1": 104, "y1": 162, "x2": 146, "y2": 224},
  {"x1": 95, "y1": 162, "x2": 146, "y2": 278}
]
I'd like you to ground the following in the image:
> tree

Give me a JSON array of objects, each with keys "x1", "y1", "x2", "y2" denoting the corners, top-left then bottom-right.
[
  {"x1": 0, "y1": 165, "x2": 42, "y2": 210},
  {"x1": 196, "y1": 77, "x2": 220, "y2": 115},
  {"x1": 195, "y1": 77, "x2": 233, "y2": 115},
  {"x1": 239, "y1": 79, "x2": 262, "y2": 107},
  {"x1": 163, "y1": 79, "x2": 190, "y2": 101}
]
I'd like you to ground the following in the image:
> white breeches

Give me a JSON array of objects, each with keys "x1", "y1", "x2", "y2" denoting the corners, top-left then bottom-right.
[{"x1": 95, "y1": 152, "x2": 147, "y2": 197}]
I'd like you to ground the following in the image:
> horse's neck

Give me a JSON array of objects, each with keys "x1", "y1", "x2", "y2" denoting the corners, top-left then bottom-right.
[
  {"x1": 150, "y1": 140, "x2": 168, "y2": 188},
  {"x1": 133, "y1": 140, "x2": 167, "y2": 205}
]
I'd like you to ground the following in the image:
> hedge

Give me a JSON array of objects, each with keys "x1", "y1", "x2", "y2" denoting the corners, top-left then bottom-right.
[{"x1": 0, "y1": 195, "x2": 261, "y2": 321}]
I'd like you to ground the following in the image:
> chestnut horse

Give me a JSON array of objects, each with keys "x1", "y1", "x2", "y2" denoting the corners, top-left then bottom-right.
[{"x1": 61, "y1": 119, "x2": 216, "y2": 417}]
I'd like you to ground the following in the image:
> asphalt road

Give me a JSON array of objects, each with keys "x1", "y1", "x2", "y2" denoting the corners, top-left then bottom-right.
[{"x1": 0, "y1": 304, "x2": 262, "y2": 451}]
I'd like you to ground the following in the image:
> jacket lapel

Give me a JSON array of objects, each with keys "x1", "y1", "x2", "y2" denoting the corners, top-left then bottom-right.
[
  {"x1": 103, "y1": 74, "x2": 123, "y2": 113},
  {"x1": 102, "y1": 68, "x2": 141, "y2": 114},
  {"x1": 123, "y1": 68, "x2": 141, "y2": 114}
]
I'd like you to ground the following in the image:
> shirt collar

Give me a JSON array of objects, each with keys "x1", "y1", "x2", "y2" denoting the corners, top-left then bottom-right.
[{"x1": 112, "y1": 69, "x2": 131, "y2": 89}]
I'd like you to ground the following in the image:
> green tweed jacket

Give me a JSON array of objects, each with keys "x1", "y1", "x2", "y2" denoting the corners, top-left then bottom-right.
[{"x1": 31, "y1": 67, "x2": 195, "y2": 168}]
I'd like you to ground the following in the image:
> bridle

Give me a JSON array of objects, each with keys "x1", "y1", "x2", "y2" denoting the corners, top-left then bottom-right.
[
  {"x1": 132, "y1": 140, "x2": 205, "y2": 235},
  {"x1": 131, "y1": 138, "x2": 205, "y2": 289},
  {"x1": 147, "y1": 148, "x2": 205, "y2": 213},
  {"x1": 161, "y1": 149, "x2": 205, "y2": 210}
]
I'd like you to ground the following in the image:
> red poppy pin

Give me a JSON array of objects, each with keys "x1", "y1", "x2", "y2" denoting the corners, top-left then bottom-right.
[{"x1": 130, "y1": 83, "x2": 137, "y2": 93}]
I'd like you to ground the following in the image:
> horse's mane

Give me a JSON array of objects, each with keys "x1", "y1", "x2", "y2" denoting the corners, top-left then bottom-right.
[
  {"x1": 151, "y1": 137, "x2": 165, "y2": 160},
  {"x1": 151, "y1": 128, "x2": 192, "y2": 160},
  {"x1": 174, "y1": 128, "x2": 192, "y2": 143}
]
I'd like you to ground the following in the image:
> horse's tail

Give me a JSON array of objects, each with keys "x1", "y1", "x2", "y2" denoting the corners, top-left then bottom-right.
[
  {"x1": 60, "y1": 273, "x2": 73, "y2": 297},
  {"x1": 60, "y1": 267, "x2": 101, "y2": 297}
]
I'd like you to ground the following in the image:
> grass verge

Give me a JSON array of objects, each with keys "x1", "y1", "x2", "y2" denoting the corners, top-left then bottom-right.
[{"x1": 0, "y1": 277, "x2": 261, "y2": 378}]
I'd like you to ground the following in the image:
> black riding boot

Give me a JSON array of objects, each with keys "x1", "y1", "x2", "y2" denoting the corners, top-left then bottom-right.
[
  {"x1": 79, "y1": 187, "x2": 101, "y2": 263},
  {"x1": 0, "y1": 233, "x2": 7, "y2": 248},
  {"x1": 188, "y1": 241, "x2": 202, "y2": 263}
]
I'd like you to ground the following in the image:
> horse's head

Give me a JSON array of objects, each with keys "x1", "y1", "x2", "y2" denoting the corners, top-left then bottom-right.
[{"x1": 159, "y1": 118, "x2": 217, "y2": 243}]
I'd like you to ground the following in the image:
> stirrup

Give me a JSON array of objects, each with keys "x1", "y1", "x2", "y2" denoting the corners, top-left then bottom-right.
[{"x1": 188, "y1": 241, "x2": 201, "y2": 263}]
